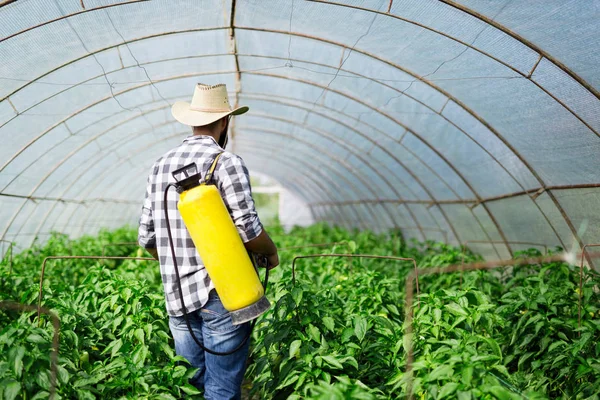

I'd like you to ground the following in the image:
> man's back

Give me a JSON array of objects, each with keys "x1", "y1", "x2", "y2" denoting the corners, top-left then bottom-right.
[{"x1": 138, "y1": 135, "x2": 263, "y2": 318}]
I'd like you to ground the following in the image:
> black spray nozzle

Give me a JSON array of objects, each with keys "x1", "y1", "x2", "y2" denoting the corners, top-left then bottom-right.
[{"x1": 172, "y1": 163, "x2": 202, "y2": 193}]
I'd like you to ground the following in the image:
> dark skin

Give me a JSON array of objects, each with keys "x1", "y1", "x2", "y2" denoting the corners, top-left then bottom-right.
[{"x1": 146, "y1": 116, "x2": 280, "y2": 269}]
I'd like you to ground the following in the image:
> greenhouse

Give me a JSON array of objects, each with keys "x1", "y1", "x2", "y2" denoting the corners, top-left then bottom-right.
[{"x1": 1, "y1": 0, "x2": 599, "y2": 399}]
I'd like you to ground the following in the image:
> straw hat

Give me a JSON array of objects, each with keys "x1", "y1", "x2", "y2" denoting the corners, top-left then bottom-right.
[{"x1": 171, "y1": 83, "x2": 249, "y2": 127}]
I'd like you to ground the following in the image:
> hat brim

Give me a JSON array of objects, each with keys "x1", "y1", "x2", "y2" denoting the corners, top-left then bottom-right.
[{"x1": 171, "y1": 101, "x2": 249, "y2": 127}]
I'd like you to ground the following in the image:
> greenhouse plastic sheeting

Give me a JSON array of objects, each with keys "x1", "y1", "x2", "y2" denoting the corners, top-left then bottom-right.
[{"x1": 1, "y1": 0, "x2": 599, "y2": 266}]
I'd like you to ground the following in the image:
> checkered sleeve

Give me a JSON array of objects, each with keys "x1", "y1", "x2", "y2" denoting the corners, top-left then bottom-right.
[
  {"x1": 138, "y1": 167, "x2": 156, "y2": 249},
  {"x1": 216, "y1": 153, "x2": 263, "y2": 243}
]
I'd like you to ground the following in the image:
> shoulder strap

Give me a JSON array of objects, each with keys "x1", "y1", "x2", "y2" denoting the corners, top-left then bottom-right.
[{"x1": 201, "y1": 152, "x2": 224, "y2": 185}]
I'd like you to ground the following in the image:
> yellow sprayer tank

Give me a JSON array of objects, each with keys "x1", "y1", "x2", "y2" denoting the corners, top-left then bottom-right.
[{"x1": 174, "y1": 157, "x2": 270, "y2": 325}]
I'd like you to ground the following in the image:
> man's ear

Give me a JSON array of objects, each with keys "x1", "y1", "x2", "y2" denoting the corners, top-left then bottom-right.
[{"x1": 220, "y1": 116, "x2": 229, "y2": 130}]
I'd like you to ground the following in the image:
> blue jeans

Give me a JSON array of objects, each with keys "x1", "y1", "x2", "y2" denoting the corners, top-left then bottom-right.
[{"x1": 168, "y1": 290, "x2": 250, "y2": 400}]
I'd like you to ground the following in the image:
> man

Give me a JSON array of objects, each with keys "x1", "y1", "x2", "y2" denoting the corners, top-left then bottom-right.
[{"x1": 138, "y1": 83, "x2": 279, "y2": 399}]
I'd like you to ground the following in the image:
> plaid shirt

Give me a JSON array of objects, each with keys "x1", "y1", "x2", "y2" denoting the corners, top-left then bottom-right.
[{"x1": 138, "y1": 135, "x2": 263, "y2": 317}]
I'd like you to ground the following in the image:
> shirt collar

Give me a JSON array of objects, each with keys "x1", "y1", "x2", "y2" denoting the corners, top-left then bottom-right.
[{"x1": 183, "y1": 135, "x2": 222, "y2": 149}]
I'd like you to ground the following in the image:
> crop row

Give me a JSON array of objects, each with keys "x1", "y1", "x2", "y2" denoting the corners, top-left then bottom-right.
[{"x1": 1, "y1": 225, "x2": 599, "y2": 399}]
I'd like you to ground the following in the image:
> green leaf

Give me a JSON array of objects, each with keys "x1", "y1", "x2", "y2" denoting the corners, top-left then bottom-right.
[
  {"x1": 154, "y1": 394, "x2": 178, "y2": 400},
  {"x1": 30, "y1": 391, "x2": 50, "y2": 400},
  {"x1": 354, "y1": 316, "x2": 367, "y2": 342},
  {"x1": 276, "y1": 372, "x2": 299, "y2": 389},
  {"x1": 438, "y1": 382, "x2": 460, "y2": 399},
  {"x1": 457, "y1": 391, "x2": 471, "y2": 400},
  {"x1": 445, "y1": 302, "x2": 468, "y2": 317},
  {"x1": 180, "y1": 383, "x2": 202, "y2": 395},
  {"x1": 160, "y1": 342, "x2": 175, "y2": 359},
  {"x1": 57, "y1": 365, "x2": 70, "y2": 385},
  {"x1": 482, "y1": 336, "x2": 502, "y2": 361},
  {"x1": 132, "y1": 344, "x2": 149, "y2": 367},
  {"x1": 321, "y1": 355, "x2": 344, "y2": 369},
  {"x1": 341, "y1": 327, "x2": 354, "y2": 343},
  {"x1": 35, "y1": 370, "x2": 51, "y2": 390},
  {"x1": 548, "y1": 340, "x2": 566, "y2": 352},
  {"x1": 289, "y1": 340, "x2": 302, "y2": 359},
  {"x1": 112, "y1": 316, "x2": 123, "y2": 332},
  {"x1": 111, "y1": 338, "x2": 123, "y2": 357},
  {"x1": 428, "y1": 365, "x2": 454, "y2": 381},
  {"x1": 462, "y1": 366, "x2": 473, "y2": 386},
  {"x1": 307, "y1": 324, "x2": 321, "y2": 343},
  {"x1": 73, "y1": 373, "x2": 107, "y2": 388},
  {"x1": 348, "y1": 240, "x2": 357, "y2": 253},
  {"x1": 434, "y1": 308, "x2": 442, "y2": 323},
  {"x1": 487, "y1": 385, "x2": 518, "y2": 400},
  {"x1": 26, "y1": 333, "x2": 46, "y2": 344},
  {"x1": 134, "y1": 328, "x2": 145, "y2": 344},
  {"x1": 341, "y1": 356, "x2": 359, "y2": 369},
  {"x1": 122, "y1": 287, "x2": 132, "y2": 302},
  {"x1": 8, "y1": 346, "x2": 25, "y2": 378},
  {"x1": 292, "y1": 287, "x2": 303, "y2": 306},
  {"x1": 322, "y1": 316, "x2": 335, "y2": 332},
  {"x1": 4, "y1": 381, "x2": 21, "y2": 400}
]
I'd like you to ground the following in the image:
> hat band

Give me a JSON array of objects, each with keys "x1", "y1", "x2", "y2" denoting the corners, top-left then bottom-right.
[{"x1": 189, "y1": 105, "x2": 231, "y2": 113}]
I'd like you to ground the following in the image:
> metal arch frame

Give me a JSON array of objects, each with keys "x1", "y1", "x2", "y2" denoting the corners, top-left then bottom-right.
[
  {"x1": 1, "y1": 51, "x2": 532, "y2": 211},
  {"x1": 80, "y1": 116, "x2": 428, "y2": 239},
  {"x1": 303, "y1": 1, "x2": 600, "y2": 137},
  {"x1": 10, "y1": 121, "x2": 182, "y2": 241},
  {"x1": 214, "y1": 145, "x2": 355, "y2": 229},
  {"x1": 1, "y1": 65, "x2": 572, "y2": 255},
  {"x1": 0, "y1": 30, "x2": 584, "y2": 203},
  {"x1": 0, "y1": 103, "x2": 179, "y2": 192},
  {"x1": 5, "y1": 89, "x2": 438, "y2": 242},
  {"x1": 58, "y1": 127, "x2": 370, "y2": 233},
  {"x1": 237, "y1": 117, "x2": 436, "y2": 227},
  {"x1": 103, "y1": 141, "x2": 367, "y2": 229},
  {"x1": 3, "y1": 1, "x2": 596, "y2": 135},
  {"x1": 0, "y1": 1, "x2": 151, "y2": 44},
  {"x1": 82, "y1": 129, "x2": 417, "y2": 235},
  {"x1": 0, "y1": 30, "x2": 589, "y2": 253},
  {"x1": 0, "y1": 48, "x2": 573, "y2": 253},
  {"x1": 234, "y1": 28, "x2": 593, "y2": 260},
  {"x1": 241, "y1": 95, "x2": 466, "y2": 202},
  {"x1": 236, "y1": 121, "x2": 453, "y2": 241},
  {"x1": 2, "y1": 80, "x2": 559, "y2": 255},
  {"x1": 0, "y1": 49, "x2": 531, "y2": 196},
  {"x1": 75, "y1": 159, "x2": 342, "y2": 237},
  {"x1": 241, "y1": 72, "x2": 515, "y2": 254},
  {"x1": 55, "y1": 126, "x2": 366, "y2": 234},
  {"x1": 436, "y1": 0, "x2": 600, "y2": 100},
  {"x1": 79, "y1": 127, "x2": 396, "y2": 235},
  {"x1": 234, "y1": 129, "x2": 419, "y2": 234},
  {"x1": 3, "y1": 70, "x2": 576, "y2": 252},
  {"x1": 3, "y1": 25, "x2": 596, "y2": 176},
  {"x1": 73, "y1": 138, "x2": 371, "y2": 235},
  {"x1": 78, "y1": 130, "x2": 457, "y2": 250},
  {"x1": 2, "y1": 58, "x2": 468, "y2": 206},
  {"x1": 2, "y1": 115, "x2": 182, "y2": 241},
  {"x1": 2, "y1": 70, "x2": 497, "y2": 249}
]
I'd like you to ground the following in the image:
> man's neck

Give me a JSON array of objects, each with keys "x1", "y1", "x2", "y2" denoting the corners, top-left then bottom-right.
[{"x1": 192, "y1": 128, "x2": 219, "y2": 142}]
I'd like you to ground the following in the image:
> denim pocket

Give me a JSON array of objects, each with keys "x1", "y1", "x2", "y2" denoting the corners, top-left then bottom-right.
[
  {"x1": 200, "y1": 308, "x2": 236, "y2": 333},
  {"x1": 169, "y1": 315, "x2": 188, "y2": 329}
]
